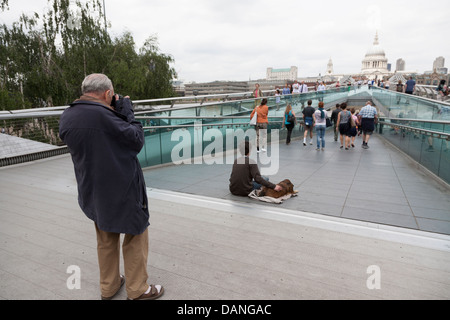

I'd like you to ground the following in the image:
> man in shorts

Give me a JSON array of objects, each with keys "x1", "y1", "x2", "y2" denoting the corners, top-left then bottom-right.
[
  {"x1": 302, "y1": 100, "x2": 315, "y2": 146},
  {"x1": 359, "y1": 101, "x2": 378, "y2": 149}
]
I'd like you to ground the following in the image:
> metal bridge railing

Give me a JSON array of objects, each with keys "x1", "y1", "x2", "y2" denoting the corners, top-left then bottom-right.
[
  {"x1": 377, "y1": 118, "x2": 450, "y2": 184},
  {"x1": 2, "y1": 86, "x2": 450, "y2": 176}
]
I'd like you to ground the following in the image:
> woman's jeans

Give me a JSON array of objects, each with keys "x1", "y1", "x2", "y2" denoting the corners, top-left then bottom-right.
[
  {"x1": 316, "y1": 125, "x2": 326, "y2": 148},
  {"x1": 253, "y1": 176, "x2": 270, "y2": 190}
]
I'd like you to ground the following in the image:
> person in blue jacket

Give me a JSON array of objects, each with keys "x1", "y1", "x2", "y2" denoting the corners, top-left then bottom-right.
[{"x1": 59, "y1": 73, "x2": 164, "y2": 300}]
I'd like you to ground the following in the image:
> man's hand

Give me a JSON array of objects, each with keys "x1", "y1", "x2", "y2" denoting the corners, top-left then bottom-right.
[{"x1": 274, "y1": 185, "x2": 283, "y2": 192}]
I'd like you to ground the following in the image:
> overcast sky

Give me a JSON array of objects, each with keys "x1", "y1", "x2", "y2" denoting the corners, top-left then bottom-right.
[{"x1": 1, "y1": 0, "x2": 449, "y2": 83}]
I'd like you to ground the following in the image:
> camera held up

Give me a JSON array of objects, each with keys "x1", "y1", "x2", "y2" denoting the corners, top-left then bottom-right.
[{"x1": 110, "y1": 94, "x2": 124, "y2": 113}]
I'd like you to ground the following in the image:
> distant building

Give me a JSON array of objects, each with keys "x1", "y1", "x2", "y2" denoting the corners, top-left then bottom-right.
[
  {"x1": 433, "y1": 56, "x2": 445, "y2": 70},
  {"x1": 326, "y1": 58, "x2": 334, "y2": 76},
  {"x1": 416, "y1": 71, "x2": 450, "y2": 87},
  {"x1": 361, "y1": 32, "x2": 390, "y2": 79},
  {"x1": 171, "y1": 79, "x2": 185, "y2": 96},
  {"x1": 266, "y1": 66, "x2": 298, "y2": 81},
  {"x1": 248, "y1": 79, "x2": 289, "y2": 92},
  {"x1": 396, "y1": 59, "x2": 405, "y2": 72},
  {"x1": 184, "y1": 81, "x2": 248, "y2": 96}
]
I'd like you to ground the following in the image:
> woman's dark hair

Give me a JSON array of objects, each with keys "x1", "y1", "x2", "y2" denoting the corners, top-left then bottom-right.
[
  {"x1": 239, "y1": 141, "x2": 251, "y2": 156},
  {"x1": 261, "y1": 98, "x2": 268, "y2": 105},
  {"x1": 340, "y1": 102, "x2": 347, "y2": 110}
]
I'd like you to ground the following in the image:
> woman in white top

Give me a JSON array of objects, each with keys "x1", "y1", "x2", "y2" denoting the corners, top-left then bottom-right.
[
  {"x1": 313, "y1": 101, "x2": 328, "y2": 151},
  {"x1": 317, "y1": 82, "x2": 326, "y2": 102},
  {"x1": 275, "y1": 89, "x2": 281, "y2": 110}
]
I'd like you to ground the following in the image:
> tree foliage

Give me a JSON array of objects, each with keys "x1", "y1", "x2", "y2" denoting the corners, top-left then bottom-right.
[{"x1": 0, "y1": 0, "x2": 175, "y2": 110}]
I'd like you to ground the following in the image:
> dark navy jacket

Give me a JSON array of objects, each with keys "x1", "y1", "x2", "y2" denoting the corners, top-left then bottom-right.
[{"x1": 59, "y1": 96, "x2": 149, "y2": 235}]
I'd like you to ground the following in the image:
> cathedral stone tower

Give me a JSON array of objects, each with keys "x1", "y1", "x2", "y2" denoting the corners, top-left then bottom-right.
[{"x1": 326, "y1": 58, "x2": 334, "y2": 75}]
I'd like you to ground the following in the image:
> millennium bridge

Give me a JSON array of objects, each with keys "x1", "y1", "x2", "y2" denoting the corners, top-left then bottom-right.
[{"x1": 1, "y1": 85, "x2": 449, "y2": 299}]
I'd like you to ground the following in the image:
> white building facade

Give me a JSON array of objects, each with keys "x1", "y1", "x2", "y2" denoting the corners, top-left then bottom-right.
[
  {"x1": 266, "y1": 66, "x2": 298, "y2": 81},
  {"x1": 361, "y1": 32, "x2": 390, "y2": 79}
]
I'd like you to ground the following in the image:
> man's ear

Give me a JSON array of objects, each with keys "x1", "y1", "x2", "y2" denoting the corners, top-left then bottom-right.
[{"x1": 104, "y1": 90, "x2": 114, "y2": 105}]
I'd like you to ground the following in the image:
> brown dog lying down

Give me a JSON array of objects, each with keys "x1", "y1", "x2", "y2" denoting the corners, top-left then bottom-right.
[{"x1": 259, "y1": 179, "x2": 295, "y2": 198}]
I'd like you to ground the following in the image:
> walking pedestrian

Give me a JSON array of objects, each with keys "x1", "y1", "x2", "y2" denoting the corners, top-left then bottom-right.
[
  {"x1": 275, "y1": 89, "x2": 281, "y2": 110},
  {"x1": 299, "y1": 81, "x2": 309, "y2": 107},
  {"x1": 292, "y1": 80, "x2": 301, "y2": 94},
  {"x1": 405, "y1": 76, "x2": 416, "y2": 104},
  {"x1": 282, "y1": 83, "x2": 291, "y2": 95},
  {"x1": 313, "y1": 101, "x2": 328, "y2": 151},
  {"x1": 317, "y1": 81, "x2": 326, "y2": 102},
  {"x1": 282, "y1": 83, "x2": 291, "y2": 105},
  {"x1": 282, "y1": 104, "x2": 296, "y2": 145},
  {"x1": 405, "y1": 76, "x2": 416, "y2": 95},
  {"x1": 396, "y1": 80, "x2": 404, "y2": 104},
  {"x1": 359, "y1": 101, "x2": 378, "y2": 149},
  {"x1": 252, "y1": 83, "x2": 263, "y2": 107},
  {"x1": 331, "y1": 103, "x2": 341, "y2": 142},
  {"x1": 250, "y1": 98, "x2": 269, "y2": 152},
  {"x1": 302, "y1": 99, "x2": 315, "y2": 146},
  {"x1": 437, "y1": 80, "x2": 447, "y2": 101},
  {"x1": 336, "y1": 102, "x2": 352, "y2": 150},
  {"x1": 300, "y1": 81, "x2": 308, "y2": 94},
  {"x1": 349, "y1": 108, "x2": 358, "y2": 148}
]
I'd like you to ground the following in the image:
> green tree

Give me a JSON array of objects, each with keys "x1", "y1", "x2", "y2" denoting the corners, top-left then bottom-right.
[{"x1": 0, "y1": 0, "x2": 175, "y2": 111}]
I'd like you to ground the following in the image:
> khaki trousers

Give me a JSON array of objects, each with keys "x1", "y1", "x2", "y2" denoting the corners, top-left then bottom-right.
[{"x1": 95, "y1": 224, "x2": 149, "y2": 299}]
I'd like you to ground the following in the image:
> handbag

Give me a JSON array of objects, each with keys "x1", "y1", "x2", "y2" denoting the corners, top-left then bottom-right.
[
  {"x1": 287, "y1": 111, "x2": 295, "y2": 124},
  {"x1": 326, "y1": 117, "x2": 332, "y2": 127},
  {"x1": 250, "y1": 109, "x2": 257, "y2": 125}
]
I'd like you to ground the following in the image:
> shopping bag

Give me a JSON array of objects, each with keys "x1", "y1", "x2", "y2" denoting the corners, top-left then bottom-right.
[{"x1": 250, "y1": 110, "x2": 257, "y2": 125}]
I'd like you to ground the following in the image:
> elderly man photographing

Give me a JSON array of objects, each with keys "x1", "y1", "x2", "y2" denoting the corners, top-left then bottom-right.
[{"x1": 59, "y1": 73, "x2": 164, "y2": 300}]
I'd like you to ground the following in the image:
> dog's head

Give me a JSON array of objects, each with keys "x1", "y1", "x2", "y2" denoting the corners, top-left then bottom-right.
[
  {"x1": 279, "y1": 179, "x2": 294, "y2": 193},
  {"x1": 260, "y1": 179, "x2": 294, "y2": 198}
]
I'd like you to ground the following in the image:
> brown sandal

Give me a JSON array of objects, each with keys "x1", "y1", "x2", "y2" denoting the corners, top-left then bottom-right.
[{"x1": 128, "y1": 284, "x2": 164, "y2": 300}]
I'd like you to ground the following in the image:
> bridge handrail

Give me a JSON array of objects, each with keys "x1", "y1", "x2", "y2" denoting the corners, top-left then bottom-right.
[
  {"x1": 378, "y1": 120, "x2": 450, "y2": 138},
  {"x1": 0, "y1": 85, "x2": 325, "y2": 119},
  {"x1": 372, "y1": 87, "x2": 450, "y2": 106}
]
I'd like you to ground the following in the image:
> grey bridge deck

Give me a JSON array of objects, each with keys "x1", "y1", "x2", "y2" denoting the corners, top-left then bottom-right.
[{"x1": 0, "y1": 134, "x2": 449, "y2": 300}]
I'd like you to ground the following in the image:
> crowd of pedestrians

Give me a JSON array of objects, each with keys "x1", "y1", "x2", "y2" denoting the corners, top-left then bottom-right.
[{"x1": 250, "y1": 85, "x2": 379, "y2": 151}]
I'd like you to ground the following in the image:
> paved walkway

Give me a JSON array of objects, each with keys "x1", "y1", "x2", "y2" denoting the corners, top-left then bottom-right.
[
  {"x1": 1, "y1": 134, "x2": 450, "y2": 300},
  {"x1": 0, "y1": 133, "x2": 60, "y2": 158},
  {"x1": 143, "y1": 134, "x2": 450, "y2": 235}
]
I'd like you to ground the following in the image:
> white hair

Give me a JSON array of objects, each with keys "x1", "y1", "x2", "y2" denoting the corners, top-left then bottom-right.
[{"x1": 81, "y1": 73, "x2": 113, "y2": 95}]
